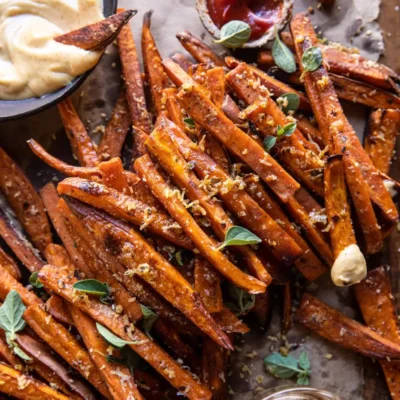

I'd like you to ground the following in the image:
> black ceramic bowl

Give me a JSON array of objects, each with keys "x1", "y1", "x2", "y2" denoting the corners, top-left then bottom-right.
[{"x1": 0, "y1": 0, "x2": 118, "y2": 122}]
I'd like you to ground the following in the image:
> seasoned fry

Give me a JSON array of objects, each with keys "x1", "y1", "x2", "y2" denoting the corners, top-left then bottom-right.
[
  {"x1": 45, "y1": 295, "x2": 73, "y2": 326},
  {"x1": 354, "y1": 267, "x2": 400, "y2": 399},
  {"x1": 245, "y1": 176, "x2": 327, "y2": 281},
  {"x1": 55, "y1": 10, "x2": 135, "y2": 51},
  {"x1": 0, "y1": 147, "x2": 52, "y2": 253},
  {"x1": 172, "y1": 52, "x2": 194, "y2": 71},
  {"x1": 365, "y1": 109, "x2": 400, "y2": 175},
  {"x1": 0, "y1": 363, "x2": 69, "y2": 400},
  {"x1": 213, "y1": 308, "x2": 250, "y2": 334},
  {"x1": 290, "y1": 13, "x2": 398, "y2": 225},
  {"x1": 24, "y1": 304, "x2": 112, "y2": 399},
  {"x1": 135, "y1": 154, "x2": 267, "y2": 295},
  {"x1": 117, "y1": 8, "x2": 151, "y2": 135},
  {"x1": 58, "y1": 177, "x2": 194, "y2": 249},
  {"x1": 38, "y1": 263, "x2": 213, "y2": 400},
  {"x1": 58, "y1": 98, "x2": 99, "y2": 167},
  {"x1": 0, "y1": 207, "x2": 45, "y2": 273},
  {"x1": 142, "y1": 11, "x2": 171, "y2": 116},
  {"x1": 163, "y1": 87, "x2": 191, "y2": 135},
  {"x1": 282, "y1": 283, "x2": 292, "y2": 334},
  {"x1": 97, "y1": 157, "x2": 129, "y2": 192},
  {"x1": 296, "y1": 114, "x2": 325, "y2": 149},
  {"x1": 194, "y1": 257, "x2": 223, "y2": 314},
  {"x1": 68, "y1": 306, "x2": 144, "y2": 400},
  {"x1": 97, "y1": 89, "x2": 131, "y2": 161},
  {"x1": 296, "y1": 293, "x2": 400, "y2": 359},
  {"x1": 176, "y1": 31, "x2": 225, "y2": 66},
  {"x1": 0, "y1": 245, "x2": 21, "y2": 280},
  {"x1": 64, "y1": 198, "x2": 232, "y2": 349},
  {"x1": 252, "y1": 291, "x2": 272, "y2": 328},
  {"x1": 163, "y1": 60, "x2": 300, "y2": 202}
]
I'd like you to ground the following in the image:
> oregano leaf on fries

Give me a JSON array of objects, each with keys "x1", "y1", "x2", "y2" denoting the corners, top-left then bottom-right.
[
  {"x1": 96, "y1": 323, "x2": 138, "y2": 349},
  {"x1": 272, "y1": 29, "x2": 297, "y2": 73},
  {"x1": 263, "y1": 136, "x2": 277, "y2": 152},
  {"x1": 73, "y1": 279, "x2": 110, "y2": 298},
  {"x1": 277, "y1": 122, "x2": 297, "y2": 137},
  {"x1": 277, "y1": 93, "x2": 300, "y2": 115},
  {"x1": 214, "y1": 20, "x2": 251, "y2": 48},
  {"x1": 140, "y1": 304, "x2": 158, "y2": 340},
  {"x1": 183, "y1": 117, "x2": 195, "y2": 128},
  {"x1": 29, "y1": 272, "x2": 43, "y2": 289},
  {"x1": 217, "y1": 226, "x2": 262, "y2": 250},
  {"x1": 301, "y1": 46, "x2": 323, "y2": 73}
]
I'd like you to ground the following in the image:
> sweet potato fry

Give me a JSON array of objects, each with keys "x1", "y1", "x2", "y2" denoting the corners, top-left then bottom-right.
[
  {"x1": 117, "y1": 9, "x2": 151, "y2": 135},
  {"x1": 58, "y1": 98, "x2": 99, "y2": 167},
  {"x1": 98, "y1": 89, "x2": 131, "y2": 161},
  {"x1": 0, "y1": 207, "x2": 45, "y2": 273},
  {"x1": 172, "y1": 52, "x2": 194, "y2": 71},
  {"x1": 157, "y1": 122, "x2": 303, "y2": 268},
  {"x1": 45, "y1": 295, "x2": 73, "y2": 326},
  {"x1": 68, "y1": 306, "x2": 143, "y2": 400},
  {"x1": 354, "y1": 267, "x2": 400, "y2": 398},
  {"x1": 142, "y1": 11, "x2": 171, "y2": 116},
  {"x1": 296, "y1": 293, "x2": 400, "y2": 359},
  {"x1": 135, "y1": 154, "x2": 267, "y2": 295},
  {"x1": 290, "y1": 13, "x2": 398, "y2": 226},
  {"x1": 38, "y1": 263, "x2": 212, "y2": 400},
  {"x1": 163, "y1": 88, "x2": 191, "y2": 135},
  {"x1": 365, "y1": 109, "x2": 400, "y2": 175},
  {"x1": 24, "y1": 304, "x2": 111, "y2": 398},
  {"x1": 97, "y1": 157, "x2": 129, "y2": 192},
  {"x1": 162, "y1": 60, "x2": 300, "y2": 202},
  {"x1": 58, "y1": 177, "x2": 194, "y2": 249},
  {"x1": 0, "y1": 363, "x2": 69, "y2": 400},
  {"x1": 245, "y1": 175, "x2": 327, "y2": 281},
  {"x1": 194, "y1": 257, "x2": 223, "y2": 314},
  {"x1": 212, "y1": 308, "x2": 250, "y2": 334},
  {"x1": 0, "y1": 245, "x2": 21, "y2": 280},
  {"x1": 252, "y1": 291, "x2": 272, "y2": 328},
  {"x1": 64, "y1": 198, "x2": 232, "y2": 349},
  {"x1": 55, "y1": 10, "x2": 136, "y2": 51},
  {"x1": 59, "y1": 198, "x2": 195, "y2": 333},
  {"x1": 0, "y1": 147, "x2": 52, "y2": 253},
  {"x1": 296, "y1": 114, "x2": 325, "y2": 149},
  {"x1": 176, "y1": 31, "x2": 225, "y2": 66},
  {"x1": 282, "y1": 283, "x2": 292, "y2": 334}
]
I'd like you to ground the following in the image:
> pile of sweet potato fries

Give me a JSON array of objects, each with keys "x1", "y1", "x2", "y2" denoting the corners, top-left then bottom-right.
[{"x1": 0, "y1": 8, "x2": 399, "y2": 400}]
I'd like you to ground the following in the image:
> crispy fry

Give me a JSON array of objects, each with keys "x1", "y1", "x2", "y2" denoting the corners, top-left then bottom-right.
[
  {"x1": 58, "y1": 177, "x2": 194, "y2": 249},
  {"x1": 194, "y1": 257, "x2": 223, "y2": 314},
  {"x1": 0, "y1": 245, "x2": 21, "y2": 280},
  {"x1": 0, "y1": 363, "x2": 69, "y2": 400},
  {"x1": 64, "y1": 198, "x2": 232, "y2": 349},
  {"x1": 55, "y1": 10, "x2": 135, "y2": 51},
  {"x1": 365, "y1": 109, "x2": 400, "y2": 175},
  {"x1": 162, "y1": 60, "x2": 300, "y2": 202},
  {"x1": 324, "y1": 155, "x2": 356, "y2": 258},
  {"x1": 134, "y1": 370, "x2": 176, "y2": 400},
  {"x1": 142, "y1": 11, "x2": 171, "y2": 116},
  {"x1": 290, "y1": 13, "x2": 398, "y2": 225},
  {"x1": 0, "y1": 147, "x2": 52, "y2": 253},
  {"x1": 59, "y1": 198, "x2": 194, "y2": 333},
  {"x1": 117, "y1": 9, "x2": 151, "y2": 135},
  {"x1": 252, "y1": 291, "x2": 272, "y2": 328},
  {"x1": 354, "y1": 267, "x2": 400, "y2": 399},
  {"x1": 296, "y1": 114, "x2": 325, "y2": 149},
  {"x1": 212, "y1": 308, "x2": 250, "y2": 334},
  {"x1": 38, "y1": 263, "x2": 212, "y2": 400},
  {"x1": 146, "y1": 121, "x2": 273, "y2": 282},
  {"x1": 97, "y1": 157, "x2": 129, "y2": 192},
  {"x1": 68, "y1": 306, "x2": 143, "y2": 400},
  {"x1": 205, "y1": 67, "x2": 225, "y2": 108},
  {"x1": 58, "y1": 98, "x2": 99, "y2": 167},
  {"x1": 282, "y1": 283, "x2": 292, "y2": 334},
  {"x1": 135, "y1": 154, "x2": 267, "y2": 295},
  {"x1": 45, "y1": 295, "x2": 74, "y2": 326},
  {"x1": 176, "y1": 31, "x2": 225, "y2": 66},
  {"x1": 296, "y1": 293, "x2": 400, "y2": 360},
  {"x1": 245, "y1": 176, "x2": 327, "y2": 281},
  {"x1": 163, "y1": 88, "x2": 191, "y2": 135},
  {"x1": 0, "y1": 207, "x2": 45, "y2": 273},
  {"x1": 98, "y1": 89, "x2": 131, "y2": 161},
  {"x1": 24, "y1": 304, "x2": 111, "y2": 399},
  {"x1": 172, "y1": 52, "x2": 194, "y2": 71}
]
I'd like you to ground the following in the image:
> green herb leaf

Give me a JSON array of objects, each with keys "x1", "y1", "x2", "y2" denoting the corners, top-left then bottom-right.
[
  {"x1": 96, "y1": 323, "x2": 137, "y2": 349},
  {"x1": 73, "y1": 279, "x2": 109, "y2": 297},
  {"x1": 277, "y1": 93, "x2": 300, "y2": 115},
  {"x1": 29, "y1": 272, "x2": 43, "y2": 289},
  {"x1": 228, "y1": 283, "x2": 256, "y2": 316},
  {"x1": 175, "y1": 251, "x2": 184, "y2": 266},
  {"x1": 106, "y1": 346, "x2": 140, "y2": 375},
  {"x1": 140, "y1": 305, "x2": 158, "y2": 340},
  {"x1": 214, "y1": 20, "x2": 251, "y2": 48},
  {"x1": 272, "y1": 29, "x2": 297, "y2": 73},
  {"x1": 277, "y1": 122, "x2": 297, "y2": 138},
  {"x1": 12, "y1": 343, "x2": 31, "y2": 361},
  {"x1": 302, "y1": 46, "x2": 323, "y2": 73},
  {"x1": 263, "y1": 136, "x2": 277, "y2": 152},
  {"x1": 183, "y1": 118, "x2": 195, "y2": 128},
  {"x1": 0, "y1": 290, "x2": 26, "y2": 340},
  {"x1": 217, "y1": 226, "x2": 262, "y2": 250},
  {"x1": 264, "y1": 352, "x2": 311, "y2": 384}
]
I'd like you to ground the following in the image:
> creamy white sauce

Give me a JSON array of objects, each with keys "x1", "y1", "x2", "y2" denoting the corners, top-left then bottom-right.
[
  {"x1": 331, "y1": 244, "x2": 367, "y2": 287},
  {"x1": 0, "y1": 0, "x2": 104, "y2": 100}
]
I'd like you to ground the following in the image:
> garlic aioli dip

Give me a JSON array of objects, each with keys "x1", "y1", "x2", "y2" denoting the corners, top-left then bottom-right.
[{"x1": 0, "y1": 0, "x2": 104, "y2": 100}]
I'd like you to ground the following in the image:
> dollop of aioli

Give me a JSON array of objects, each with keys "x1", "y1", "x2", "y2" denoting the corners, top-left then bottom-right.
[
  {"x1": 0, "y1": 0, "x2": 104, "y2": 100},
  {"x1": 331, "y1": 244, "x2": 367, "y2": 287}
]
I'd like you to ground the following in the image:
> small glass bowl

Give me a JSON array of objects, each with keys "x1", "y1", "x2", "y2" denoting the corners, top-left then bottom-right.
[{"x1": 252, "y1": 386, "x2": 341, "y2": 400}]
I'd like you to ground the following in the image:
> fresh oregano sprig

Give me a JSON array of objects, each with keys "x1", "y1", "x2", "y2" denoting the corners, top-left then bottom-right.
[
  {"x1": 264, "y1": 351, "x2": 311, "y2": 385},
  {"x1": 226, "y1": 283, "x2": 256, "y2": 316},
  {"x1": 276, "y1": 93, "x2": 300, "y2": 115},
  {"x1": 217, "y1": 226, "x2": 262, "y2": 250},
  {"x1": 73, "y1": 279, "x2": 111, "y2": 304},
  {"x1": 140, "y1": 305, "x2": 158, "y2": 340},
  {"x1": 272, "y1": 28, "x2": 297, "y2": 74},
  {"x1": 214, "y1": 20, "x2": 251, "y2": 48},
  {"x1": 263, "y1": 122, "x2": 297, "y2": 153},
  {"x1": 300, "y1": 46, "x2": 323, "y2": 80},
  {"x1": 96, "y1": 323, "x2": 138, "y2": 349},
  {"x1": 29, "y1": 272, "x2": 43, "y2": 289}
]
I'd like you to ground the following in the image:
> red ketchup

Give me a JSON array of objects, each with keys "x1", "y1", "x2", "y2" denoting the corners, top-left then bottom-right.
[{"x1": 206, "y1": 0, "x2": 283, "y2": 40}]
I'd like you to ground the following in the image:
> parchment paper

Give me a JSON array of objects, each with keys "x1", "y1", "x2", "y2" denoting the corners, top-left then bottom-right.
[{"x1": 0, "y1": 1, "x2": 392, "y2": 399}]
